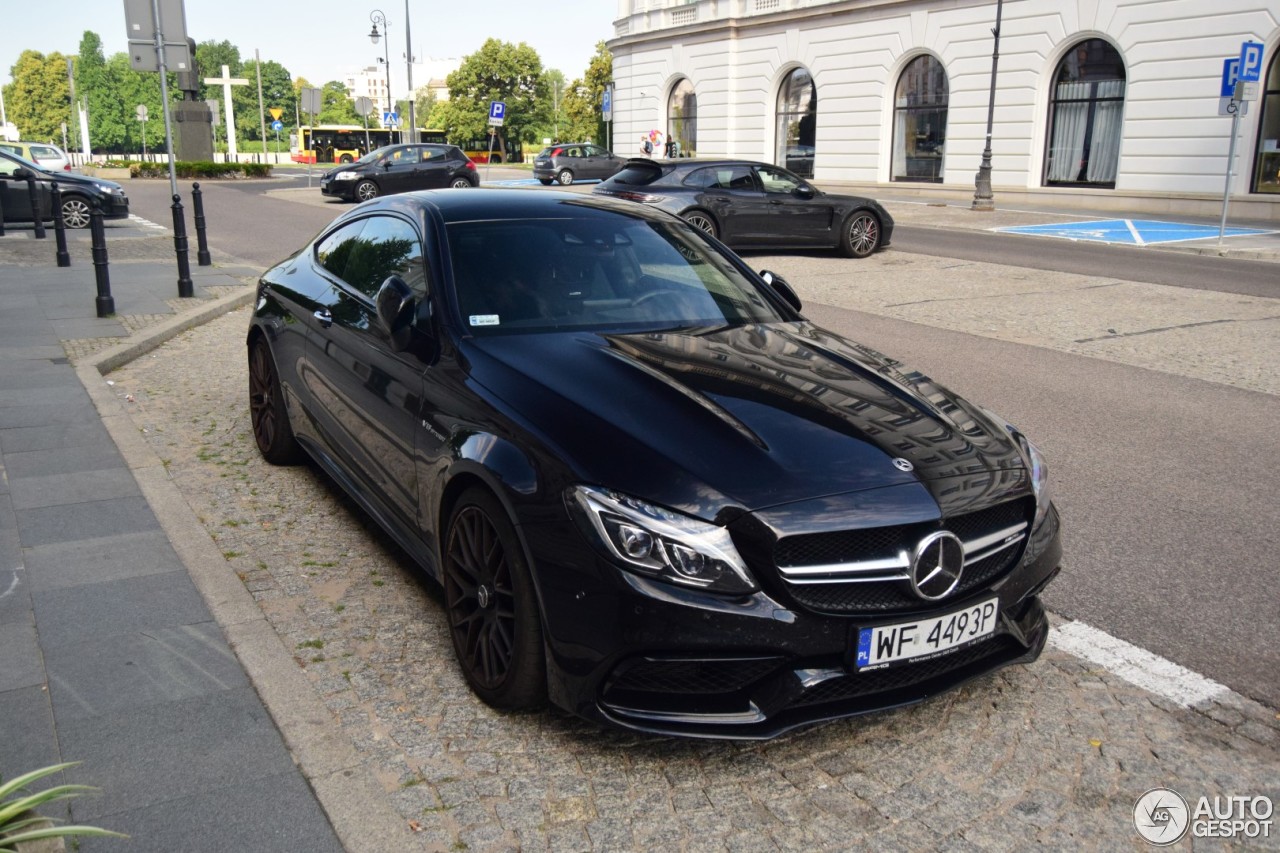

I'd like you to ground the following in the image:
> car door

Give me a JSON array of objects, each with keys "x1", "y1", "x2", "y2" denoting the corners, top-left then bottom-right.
[
  {"x1": 376, "y1": 146, "x2": 419, "y2": 195},
  {"x1": 409, "y1": 145, "x2": 452, "y2": 189},
  {"x1": 582, "y1": 145, "x2": 618, "y2": 180},
  {"x1": 686, "y1": 164, "x2": 768, "y2": 243},
  {"x1": 753, "y1": 165, "x2": 834, "y2": 244},
  {"x1": 0, "y1": 154, "x2": 45, "y2": 222},
  {"x1": 305, "y1": 213, "x2": 428, "y2": 533}
]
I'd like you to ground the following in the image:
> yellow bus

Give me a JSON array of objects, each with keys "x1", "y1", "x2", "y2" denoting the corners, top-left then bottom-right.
[
  {"x1": 291, "y1": 125, "x2": 448, "y2": 164},
  {"x1": 458, "y1": 133, "x2": 524, "y2": 164}
]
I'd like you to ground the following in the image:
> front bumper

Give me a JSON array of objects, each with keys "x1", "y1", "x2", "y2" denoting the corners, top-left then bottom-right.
[
  {"x1": 319, "y1": 178, "x2": 354, "y2": 200},
  {"x1": 524, "y1": 503, "x2": 1061, "y2": 739}
]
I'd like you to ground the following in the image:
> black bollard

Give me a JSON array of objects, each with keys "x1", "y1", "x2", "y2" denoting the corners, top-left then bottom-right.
[
  {"x1": 25, "y1": 175, "x2": 46, "y2": 239},
  {"x1": 50, "y1": 181, "x2": 71, "y2": 267},
  {"x1": 90, "y1": 199, "x2": 115, "y2": 317},
  {"x1": 192, "y1": 182, "x2": 211, "y2": 266},
  {"x1": 171, "y1": 193, "x2": 194, "y2": 298}
]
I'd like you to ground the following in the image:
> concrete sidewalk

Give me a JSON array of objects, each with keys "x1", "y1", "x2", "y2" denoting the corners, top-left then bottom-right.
[{"x1": 0, "y1": 226, "x2": 345, "y2": 851}]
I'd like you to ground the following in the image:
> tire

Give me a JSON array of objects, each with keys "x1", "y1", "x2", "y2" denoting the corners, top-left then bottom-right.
[
  {"x1": 248, "y1": 337, "x2": 304, "y2": 465},
  {"x1": 682, "y1": 210, "x2": 718, "y2": 239},
  {"x1": 839, "y1": 210, "x2": 881, "y2": 258},
  {"x1": 443, "y1": 487, "x2": 546, "y2": 710},
  {"x1": 60, "y1": 196, "x2": 92, "y2": 229},
  {"x1": 538, "y1": 178, "x2": 553, "y2": 186},
  {"x1": 556, "y1": 169, "x2": 574, "y2": 186},
  {"x1": 450, "y1": 177, "x2": 473, "y2": 189},
  {"x1": 491, "y1": 154, "x2": 503, "y2": 164},
  {"x1": 339, "y1": 154, "x2": 354, "y2": 164},
  {"x1": 354, "y1": 180, "x2": 379, "y2": 202}
]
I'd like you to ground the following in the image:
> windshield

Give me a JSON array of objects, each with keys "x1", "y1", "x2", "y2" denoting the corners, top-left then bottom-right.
[
  {"x1": 447, "y1": 210, "x2": 789, "y2": 336},
  {"x1": 354, "y1": 145, "x2": 392, "y2": 165}
]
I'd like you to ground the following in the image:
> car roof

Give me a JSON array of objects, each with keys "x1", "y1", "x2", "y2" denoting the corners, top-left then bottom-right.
[{"x1": 346, "y1": 188, "x2": 673, "y2": 226}]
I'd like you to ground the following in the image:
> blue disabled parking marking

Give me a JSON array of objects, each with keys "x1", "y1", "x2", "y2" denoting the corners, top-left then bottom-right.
[
  {"x1": 480, "y1": 178, "x2": 604, "y2": 187},
  {"x1": 993, "y1": 219, "x2": 1274, "y2": 246}
]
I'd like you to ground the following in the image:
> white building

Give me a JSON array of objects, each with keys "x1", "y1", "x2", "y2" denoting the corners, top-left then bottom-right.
[
  {"x1": 608, "y1": 0, "x2": 1280, "y2": 220},
  {"x1": 344, "y1": 66, "x2": 391, "y2": 116}
]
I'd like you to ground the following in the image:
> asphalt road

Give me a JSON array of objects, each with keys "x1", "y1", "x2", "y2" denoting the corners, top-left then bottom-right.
[{"x1": 121, "y1": 176, "x2": 1280, "y2": 709}]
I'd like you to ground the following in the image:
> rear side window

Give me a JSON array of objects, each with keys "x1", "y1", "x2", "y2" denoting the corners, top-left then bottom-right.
[
  {"x1": 607, "y1": 164, "x2": 664, "y2": 186},
  {"x1": 685, "y1": 166, "x2": 755, "y2": 190},
  {"x1": 30, "y1": 146, "x2": 59, "y2": 159}
]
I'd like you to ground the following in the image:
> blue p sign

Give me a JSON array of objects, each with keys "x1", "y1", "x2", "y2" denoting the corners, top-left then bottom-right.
[
  {"x1": 489, "y1": 101, "x2": 506, "y2": 120},
  {"x1": 1239, "y1": 41, "x2": 1264, "y2": 82},
  {"x1": 1221, "y1": 58, "x2": 1241, "y2": 98}
]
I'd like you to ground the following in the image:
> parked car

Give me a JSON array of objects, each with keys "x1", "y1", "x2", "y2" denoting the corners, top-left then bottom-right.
[
  {"x1": 0, "y1": 141, "x2": 72, "y2": 172},
  {"x1": 533, "y1": 143, "x2": 625, "y2": 186},
  {"x1": 0, "y1": 148, "x2": 128, "y2": 228},
  {"x1": 247, "y1": 189, "x2": 1061, "y2": 739},
  {"x1": 320, "y1": 143, "x2": 478, "y2": 202},
  {"x1": 594, "y1": 158, "x2": 892, "y2": 258}
]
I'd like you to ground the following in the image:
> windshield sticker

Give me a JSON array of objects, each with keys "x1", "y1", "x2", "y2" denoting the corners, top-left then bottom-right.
[{"x1": 469, "y1": 314, "x2": 501, "y2": 327}]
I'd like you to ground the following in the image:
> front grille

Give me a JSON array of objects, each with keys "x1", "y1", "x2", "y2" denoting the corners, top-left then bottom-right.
[
  {"x1": 794, "y1": 635, "x2": 1021, "y2": 707},
  {"x1": 773, "y1": 498, "x2": 1032, "y2": 615},
  {"x1": 605, "y1": 657, "x2": 783, "y2": 696}
]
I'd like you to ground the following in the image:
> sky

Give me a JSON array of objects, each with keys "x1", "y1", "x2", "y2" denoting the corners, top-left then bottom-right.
[{"x1": 1, "y1": 1, "x2": 619, "y2": 98}]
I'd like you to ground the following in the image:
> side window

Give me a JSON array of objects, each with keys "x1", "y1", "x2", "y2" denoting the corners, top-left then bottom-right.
[
  {"x1": 315, "y1": 220, "x2": 368, "y2": 281},
  {"x1": 339, "y1": 215, "x2": 427, "y2": 299},
  {"x1": 686, "y1": 165, "x2": 755, "y2": 191},
  {"x1": 0, "y1": 144, "x2": 21, "y2": 157},
  {"x1": 30, "y1": 146, "x2": 57, "y2": 160},
  {"x1": 757, "y1": 166, "x2": 803, "y2": 194}
]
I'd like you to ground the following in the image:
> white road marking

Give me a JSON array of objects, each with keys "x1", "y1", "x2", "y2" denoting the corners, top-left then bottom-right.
[
  {"x1": 1124, "y1": 219, "x2": 1145, "y2": 245},
  {"x1": 1048, "y1": 619, "x2": 1229, "y2": 707},
  {"x1": 128, "y1": 213, "x2": 168, "y2": 232}
]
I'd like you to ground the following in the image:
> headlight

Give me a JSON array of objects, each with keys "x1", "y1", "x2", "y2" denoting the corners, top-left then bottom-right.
[
  {"x1": 94, "y1": 183, "x2": 116, "y2": 193},
  {"x1": 333, "y1": 170, "x2": 359, "y2": 181},
  {"x1": 568, "y1": 486, "x2": 757, "y2": 594},
  {"x1": 1016, "y1": 434, "x2": 1052, "y2": 529}
]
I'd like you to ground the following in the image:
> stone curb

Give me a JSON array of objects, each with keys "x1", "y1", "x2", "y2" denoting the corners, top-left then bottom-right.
[{"x1": 73, "y1": 276, "x2": 416, "y2": 851}]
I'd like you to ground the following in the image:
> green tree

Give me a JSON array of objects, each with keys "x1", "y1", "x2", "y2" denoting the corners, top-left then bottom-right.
[
  {"x1": 560, "y1": 42, "x2": 613, "y2": 147},
  {"x1": 318, "y1": 80, "x2": 360, "y2": 125},
  {"x1": 105, "y1": 52, "x2": 165, "y2": 153},
  {"x1": 195, "y1": 40, "x2": 241, "y2": 103},
  {"x1": 540, "y1": 68, "x2": 566, "y2": 143},
  {"x1": 232, "y1": 58, "x2": 295, "y2": 142},
  {"x1": 437, "y1": 38, "x2": 549, "y2": 154},
  {"x1": 3, "y1": 50, "x2": 73, "y2": 144}
]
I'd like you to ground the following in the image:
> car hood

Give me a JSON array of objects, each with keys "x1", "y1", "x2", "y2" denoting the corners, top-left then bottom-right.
[{"x1": 462, "y1": 321, "x2": 1024, "y2": 518}]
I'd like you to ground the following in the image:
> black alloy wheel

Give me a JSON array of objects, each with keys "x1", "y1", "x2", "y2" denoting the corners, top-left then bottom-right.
[
  {"x1": 248, "y1": 338, "x2": 304, "y2": 465},
  {"x1": 840, "y1": 211, "x2": 880, "y2": 258},
  {"x1": 443, "y1": 488, "x2": 546, "y2": 709},
  {"x1": 355, "y1": 180, "x2": 379, "y2": 202},
  {"x1": 682, "y1": 210, "x2": 718, "y2": 239},
  {"x1": 60, "y1": 196, "x2": 92, "y2": 229}
]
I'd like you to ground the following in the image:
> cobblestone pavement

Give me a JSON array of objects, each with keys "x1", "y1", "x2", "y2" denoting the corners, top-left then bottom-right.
[{"x1": 102, "y1": 307, "x2": 1279, "y2": 852}]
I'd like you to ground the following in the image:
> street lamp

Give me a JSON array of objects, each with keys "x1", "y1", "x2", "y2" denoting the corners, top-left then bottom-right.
[
  {"x1": 369, "y1": 10, "x2": 393, "y2": 140},
  {"x1": 971, "y1": 0, "x2": 1004, "y2": 211}
]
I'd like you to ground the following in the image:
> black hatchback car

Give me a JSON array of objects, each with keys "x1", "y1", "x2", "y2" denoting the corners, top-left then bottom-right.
[
  {"x1": 247, "y1": 189, "x2": 1060, "y2": 739},
  {"x1": 595, "y1": 158, "x2": 892, "y2": 258},
  {"x1": 0, "y1": 148, "x2": 129, "y2": 228},
  {"x1": 320, "y1": 143, "x2": 478, "y2": 202}
]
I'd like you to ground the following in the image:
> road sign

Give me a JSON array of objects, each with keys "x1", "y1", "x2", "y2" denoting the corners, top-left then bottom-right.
[
  {"x1": 271, "y1": 119, "x2": 284, "y2": 131},
  {"x1": 1221, "y1": 58, "x2": 1242, "y2": 97},
  {"x1": 383, "y1": 111, "x2": 400, "y2": 129},
  {"x1": 300, "y1": 87, "x2": 322, "y2": 116},
  {"x1": 268, "y1": 107, "x2": 283, "y2": 121},
  {"x1": 1218, "y1": 97, "x2": 1250, "y2": 116},
  {"x1": 136, "y1": 104, "x2": 148, "y2": 122},
  {"x1": 206, "y1": 98, "x2": 220, "y2": 126},
  {"x1": 488, "y1": 100, "x2": 506, "y2": 126},
  {"x1": 354, "y1": 97, "x2": 373, "y2": 117},
  {"x1": 1238, "y1": 41, "x2": 1264, "y2": 82},
  {"x1": 602, "y1": 86, "x2": 612, "y2": 123}
]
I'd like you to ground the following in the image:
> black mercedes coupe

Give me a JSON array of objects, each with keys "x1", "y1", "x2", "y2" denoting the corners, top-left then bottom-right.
[{"x1": 247, "y1": 189, "x2": 1060, "y2": 739}]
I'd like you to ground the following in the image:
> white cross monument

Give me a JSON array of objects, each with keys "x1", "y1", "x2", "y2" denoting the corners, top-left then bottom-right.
[{"x1": 204, "y1": 64, "x2": 249, "y2": 158}]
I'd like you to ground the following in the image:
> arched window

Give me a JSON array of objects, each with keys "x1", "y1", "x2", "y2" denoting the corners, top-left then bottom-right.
[
  {"x1": 667, "y1": 79, "x2": 697, "y2": 158},
  {"x1": 1251, "y1": 49, "x2": 1280, "y2": 194},
  {"x1": 776, "y1": 67, "x2": 816, "y2": 178},
  {"x1": 892, "y1": 55, "x2": 948, "y2": 182},
  {"x1": 1044, "y1": 39, "x2": 1126, "y2": 186}
]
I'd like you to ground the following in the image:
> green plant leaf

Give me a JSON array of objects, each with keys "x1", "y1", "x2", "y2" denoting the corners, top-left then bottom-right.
[
  {"x1": 0, "y1": 824, "x2": 128, "y2": 847},
  {"x1": 0, "y1": 784, "x2": 99, "y2": 825},
  {"x1": 0, "y1": 762, "x2": 80, "y2": 801}
]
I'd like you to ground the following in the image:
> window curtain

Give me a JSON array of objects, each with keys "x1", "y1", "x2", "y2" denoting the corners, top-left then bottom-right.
[
  {"x1": 1086, "y1": 80, "x2": 1125, "y2": 182},
  {"x1": 1047, "y1": 82, "x2": 1091, "y2": 182}
]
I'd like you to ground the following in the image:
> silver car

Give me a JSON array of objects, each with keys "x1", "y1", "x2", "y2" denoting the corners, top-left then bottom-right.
[{"x1": 533, "y1": 143, "x2": 624, "y2": 186}]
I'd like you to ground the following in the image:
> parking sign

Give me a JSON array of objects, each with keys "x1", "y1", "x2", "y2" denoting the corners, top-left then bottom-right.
[
  {"x1": 1238, "y1": 41, "x2": 1264, "y2": 82},
  {"x1": 488, "y1": 101, "x2": 506, "y2": 126}
]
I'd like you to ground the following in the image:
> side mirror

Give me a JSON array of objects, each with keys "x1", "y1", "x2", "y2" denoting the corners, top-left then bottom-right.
[
  {"x1": 759, "y1": 269, "x2": 802, "y2": 313},
  {"x1": 793, "y1": 184, "x2": 815, "y2": 200},
  {"x1": 375, "y1": 275, "x2": 416, "y2": 352},
  {"x1": 12, "y1": 167, "x2": 33, "y2": 180}
]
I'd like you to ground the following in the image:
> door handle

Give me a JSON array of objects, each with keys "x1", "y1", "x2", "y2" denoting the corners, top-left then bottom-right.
[{"x1": 313, "y1": 309, "x2": 332, "y2": 328}]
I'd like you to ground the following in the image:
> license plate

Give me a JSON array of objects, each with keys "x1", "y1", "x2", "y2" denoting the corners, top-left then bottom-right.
[{"x1": 855, "y1": 598, "x2": 998, "y2": 670}]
